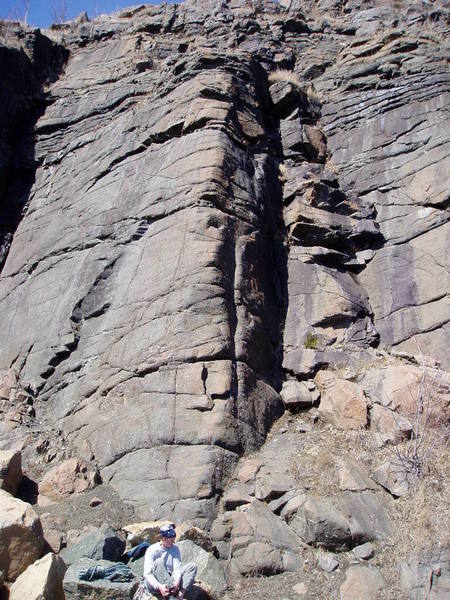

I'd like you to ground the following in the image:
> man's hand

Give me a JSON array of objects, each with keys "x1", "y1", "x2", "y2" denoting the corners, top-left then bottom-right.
[{"x1": 158, "y1": 584, "x2": 170, "y2": 597}]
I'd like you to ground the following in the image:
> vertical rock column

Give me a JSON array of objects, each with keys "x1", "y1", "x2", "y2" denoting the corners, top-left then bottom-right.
[{"x1": 268, "y1": 76, "x2": 382, "y2": 380}]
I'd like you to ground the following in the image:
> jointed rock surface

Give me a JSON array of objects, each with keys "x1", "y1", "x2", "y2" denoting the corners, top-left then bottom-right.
[{"x1": 0, "y1": 1, "x2": 448, "y2": 598}]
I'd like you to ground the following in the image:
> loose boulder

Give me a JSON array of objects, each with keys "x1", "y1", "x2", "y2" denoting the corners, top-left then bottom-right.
[
  {"x1": 340, "y1": 564, "x2": 386, "y2": 599},
  {"x1": 337, "y1": 459, "x2": 378, "y2": 492},
  {"x1": 63, "y1": 558, "x2": 137, "y2": 599},
  {"x1": 0, "y1": 489, "x2": 45, "y2": 581},
  {"x1": 177, "y1": 522, "x2": 216, "y2": 554},
  {"x1": 369, "y1": 403, "x2": 412, "y2": 444},
  {"x1": 229, "y1": 500, "x2": 303, "y2": 576},
  {"x1": 280, "y1": 380, "x2": 319, "y2": 410},
  {"x1": 287, "y1": 492, "x2": 392, "y2": 550},
  {"x1": 38, "y1": 458, "x2": 101, "y2": 504},
  {"x1": 318, "y1": 552, "x2": 339, "y2": 572},
  {"x1": 60, "y1": 524, "x2": 126, "y2": 566},
  {"x1": 361, "y1": 365, "x2": 422, "y2": 414},
  {"x1": 177, "y1": 540, "x2": 227, "y2": 598},
  {"x1": 0, "y1": 369, "x2": 18, "y2": 400},
  {"x1": 0, "y1": 449, "x2": 22, "y2": 495},
  {"x1": 371, "y1": 460, "x2": 411, "y2": 497},
  {"x1": 9, "y1": 552, "x2": 66, "y2": 600},
  {"x1": 399, "y1": 548, "x2": 450, "y2": 600},
  {"x1": 315, "y1": 372, "x2": 368, "y2": 429}
]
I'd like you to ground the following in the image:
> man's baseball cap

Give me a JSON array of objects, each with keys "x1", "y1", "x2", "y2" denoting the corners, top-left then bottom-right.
[{"x1": 159, "y1": 524, "x2": 176, "y2": 538}]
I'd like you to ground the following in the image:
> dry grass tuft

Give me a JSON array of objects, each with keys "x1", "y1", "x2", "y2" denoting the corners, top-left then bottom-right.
[
  {"x1": 304, "y1": 82, "x2": 323, "y2": 103},
  {"x1": 268, "y1": 68, "x2": 302, "y2": 88},
  {"x1": 278, "y1": 162, "x2": 288, "y2": 183}
]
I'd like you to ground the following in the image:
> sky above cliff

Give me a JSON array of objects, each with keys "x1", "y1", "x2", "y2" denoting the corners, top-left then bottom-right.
[{"x1": 0, "y1": 0, "x2": 178, "y2": 28}]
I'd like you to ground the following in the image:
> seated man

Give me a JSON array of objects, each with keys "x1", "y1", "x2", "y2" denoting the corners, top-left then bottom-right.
[{"x1": 140, "y1": 524, "x2": 197, "y2": 600}]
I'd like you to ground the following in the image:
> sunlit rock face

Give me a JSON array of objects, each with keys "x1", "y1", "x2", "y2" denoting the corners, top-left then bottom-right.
[{"x1": 0, "y1": 0, "x2": 448, "y2": 525}]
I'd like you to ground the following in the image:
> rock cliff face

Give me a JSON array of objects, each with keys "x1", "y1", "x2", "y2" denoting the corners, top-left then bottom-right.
[{"x1": 0, "y1": 0, "x2": 448, "y2": 547}]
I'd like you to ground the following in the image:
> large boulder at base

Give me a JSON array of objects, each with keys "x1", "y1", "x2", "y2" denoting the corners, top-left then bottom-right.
[
  {"x1": 287, "y1": 491, "x2": 393, "y2": 550},
  {"x1": 0, "y1": 489, "x2": 45, "y2": 581},
  {"x1": 9, "y1": 552, "x2": 66, "y2": 600},
  {"x1": 177, "y1": 540, "x2": 227, "y2": 598},
  {"x1": 315, "y1": 372, "x2": 368, "y2": 429},
  {"x1": 63, "y1": 558, "x2": 138, "y2": 600},
  {"x1": 340, "y1": 564, "x2": 386, "y2": 600},
  {"x1": 60, "y1": 524, "x2": 126, "y2": 567},
  {"x1": 399, "y1": 548, "x2": 450, "y2": 599},
  {"x1": 38, "y1": 458, "x2": 101, "y2": 504},
  {"x1": 0, "y1": 449, "x2": 22, "y2": 495},
  {"x1": 229, "y1": 499, "x2": 303, "y2": 577},
  {"x1": 361, "y1": 365, "x2": 423, "y2": 414}
]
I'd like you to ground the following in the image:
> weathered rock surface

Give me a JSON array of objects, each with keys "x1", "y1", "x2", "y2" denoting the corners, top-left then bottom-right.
[
  {"x1": 399, "y1": 548, "x2": 450, "y2": 600},
  {"x1": 9, "y1": 552, "x2": 66, "y2": 600},
  {"x1": 315, "y1": 372, "x2": 368, "y2": 429},
  {"x1": 60, "y1": 523, "x2": 125, "y2": 566},
  {"x1": 38, "y1": 457, "x2": 101, "y2": 504},
  {"x1": 371, "y1": 459, "x2": 412, "y2": 498},
  {"x1": 0, "y1": 0, "x2": 448, "y2": 524},
  {"x1": 229, "y1": 500, "x2": 303, "y2": 576},
  {"x1": 0, "y1": 448, "x2": 22, "y2": 495},
  {"x1": 340, "y1": 564, "x2": 386, "y2": 600},
  {"x1": 0, "y1": 1, "x2": 449, "y2": 598},
  {"x1": 0, "y1": 489, "x2": 45, "y2": 581},
  {"x1": 63, "y1": 558, "x2": 137, "y2": 599},
  {"x1": 178, "y1": 540, "x2": 227, "y2": 597},
  {"x1": 287, "y1": 491, "x2": 393, "y2": 550}
]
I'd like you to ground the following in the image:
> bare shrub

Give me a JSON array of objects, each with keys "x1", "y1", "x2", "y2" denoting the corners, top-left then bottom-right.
[
  {"x1": 3, "y1": 0, "x2": 29, "y2": 25},
  {"x1": 50, "y1": 0, "x2": 68, "y2": 24},
  {"x1": 390, "y1": 349, "x2": 449, "y2": 484}
]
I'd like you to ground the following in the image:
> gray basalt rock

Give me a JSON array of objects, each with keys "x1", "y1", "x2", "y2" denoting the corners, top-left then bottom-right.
[
  {"x1": 177, "y1": 540, "x2": 227, "y2": 597},
  {"x1": 63, "y1": 558, "x2": 137, "y2": 600},
  {"x1": 340, "y1": 564, "x2": 386, "y2": 600},
  {"x1": 287, "y1": 491, "x2": 393, "y2": 551},
  {"x1": 229, "y1": 499, "x2": 303, "y2": 576},
  {"x1": 60, "y1": 524, "x2": 126, "y2": 567},
  {"x1": 280, "y1": 379, "x2": 319, "y2": 410},
  {"x1": 318, "y1": 552, "x2": 339, "y2": 573},
  {"x1": 399, "y1": 548, "x2": 450, "y2": 600}
]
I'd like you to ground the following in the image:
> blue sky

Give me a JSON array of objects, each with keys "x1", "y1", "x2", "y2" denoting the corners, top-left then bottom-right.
[{"x1": 0, "y1": 0, "x2": 179, "y2": 29}]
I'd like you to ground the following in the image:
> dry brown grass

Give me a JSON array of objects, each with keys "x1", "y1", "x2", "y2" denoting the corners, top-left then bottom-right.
[
  {"x1": 278, "y1": 162, "x2": 288, "y2": 183},
  {"x1": 304, "y1": 82, "x2": 323, "y2": 103},
  {"x1": 268, "y1": 68, "x2": 302, "y2": 88}
]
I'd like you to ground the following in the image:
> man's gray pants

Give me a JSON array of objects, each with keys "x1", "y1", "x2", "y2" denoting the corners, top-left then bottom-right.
[{"x1": 149, "y1": 558, "x2": 197, "y2": 597}]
